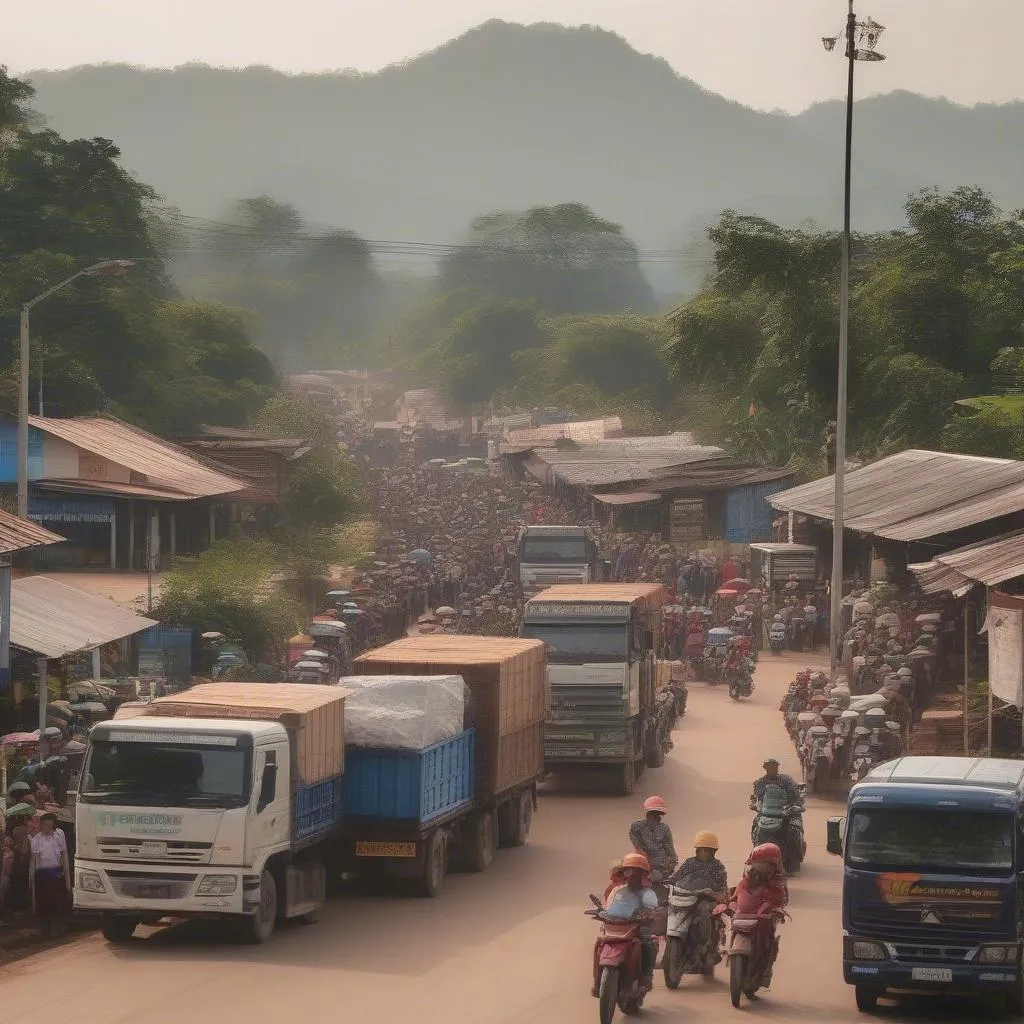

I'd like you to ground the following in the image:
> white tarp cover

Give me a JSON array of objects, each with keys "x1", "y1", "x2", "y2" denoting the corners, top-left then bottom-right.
[
  {"x1": 983, "y1": 608, "x2": 1024, "y2": 709},
  {"x1": 338, "y1": 675, "x2": 467, "y2": 750}
]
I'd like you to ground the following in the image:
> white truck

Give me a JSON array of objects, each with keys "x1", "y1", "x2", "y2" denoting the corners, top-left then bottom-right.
[
  {"x1": 516, "y1": 524, "x2": 602, "y2": 598},
  {"x1": 73, "y1": 683, "x2": 348, "y2": 944}
]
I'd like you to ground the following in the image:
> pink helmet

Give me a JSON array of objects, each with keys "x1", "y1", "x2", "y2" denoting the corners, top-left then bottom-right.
[
  {"x1": 643, "y1": 795, "x2": 668, "y2": 815},
  {"x1": 747, "y1": 843, "x2": 782, "y2": 866}
]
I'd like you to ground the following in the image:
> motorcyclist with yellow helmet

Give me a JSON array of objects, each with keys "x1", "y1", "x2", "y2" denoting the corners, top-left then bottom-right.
[{"x1": 668, "y1": 830, "x2": 729, "y2": 977}]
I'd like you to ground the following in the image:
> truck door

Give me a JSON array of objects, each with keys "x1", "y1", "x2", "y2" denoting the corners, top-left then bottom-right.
[{"x1": 248, "y1": 745, "x2": 290, "y2": 859}]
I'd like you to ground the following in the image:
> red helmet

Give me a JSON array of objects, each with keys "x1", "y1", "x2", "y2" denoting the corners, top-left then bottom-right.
[
  {"x1": 643, "y1": 796, "x2": 668, "y2": 814},
  {"x1": 622, "y1": 852, "x2": 651, "y2": 872},
  {"x1": 747, "y1": 843, "x2": 782, "y2": 866}
]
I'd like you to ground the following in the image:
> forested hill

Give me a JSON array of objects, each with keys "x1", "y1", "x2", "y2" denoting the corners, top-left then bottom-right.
[{"x1": 24, "y1": 19, "x2": 1024, "y2": 252}]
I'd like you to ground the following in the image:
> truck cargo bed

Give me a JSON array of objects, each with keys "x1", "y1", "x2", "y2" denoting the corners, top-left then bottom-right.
[
  {"x1": 344, "y1": 729, "x2": 475, "y2": 826},
  {"x1": 294, "y1": 775, "x2": 345, "y2": 844}
]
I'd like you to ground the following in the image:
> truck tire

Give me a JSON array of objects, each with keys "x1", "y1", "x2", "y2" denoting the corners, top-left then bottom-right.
[
  {"x1": 498, "y1": 789, "x2": 533, "y2": 848},
  {"x1": 619, "y1": 761, "x2": 635, "y2": 796},
  {"x1": 465, "y1": 811, "x2": 495, "y2": 872},
  {"x1": 646, "y1": 728, "x2": 665, "y2": 768},
  {"x1": 418, "y1": 829, "x2": 447, "y2": 897},
  {"x1": 242, "y1": 869, "x2": 278, "y2": 944},
  {"x1": 100, "y1": 915, "x2": 138, "y2": 944}
]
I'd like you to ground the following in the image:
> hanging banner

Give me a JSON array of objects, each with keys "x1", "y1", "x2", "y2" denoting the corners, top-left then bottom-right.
[{"x1": 985, "y1": 605, "x2": 1024, "y2": 709}]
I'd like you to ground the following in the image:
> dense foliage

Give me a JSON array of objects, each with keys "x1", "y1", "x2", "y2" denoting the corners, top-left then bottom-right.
[{"x1": 0, "y1": 68, "x2": 277, "y2": 433}]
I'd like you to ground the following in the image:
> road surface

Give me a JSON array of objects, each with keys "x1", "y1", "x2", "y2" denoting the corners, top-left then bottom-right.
[{"x1": 1, "y1": 652, "x2": 1005, "y2": 1023}]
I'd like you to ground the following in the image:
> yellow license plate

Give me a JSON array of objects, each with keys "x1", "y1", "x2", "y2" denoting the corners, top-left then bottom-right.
[{"x1": 355, "y1": 841, "x2": 417, "y2": 858}]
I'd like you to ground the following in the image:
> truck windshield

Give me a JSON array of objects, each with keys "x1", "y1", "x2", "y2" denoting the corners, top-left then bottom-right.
[
  {"x1": 848, "y1": 807, "x2": 1014, "y2": 876},
  {"x1": 522, "y1": 624, "x2": 627, "y2": 661},
  {"x1": 520, "y1": 536, "x2": 587, "y2": 563},
  {"x1": 80, "y1": 740, "x2": 251, "y2": 808}
]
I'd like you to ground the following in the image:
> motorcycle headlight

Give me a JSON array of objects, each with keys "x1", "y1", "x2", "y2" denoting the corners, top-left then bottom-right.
[
  {"x1": 77, "y1": 869, "x2": 105, "y2": 893},
  {"x1": 196, "y1": 874, "x2": 238, "y2": 896}
]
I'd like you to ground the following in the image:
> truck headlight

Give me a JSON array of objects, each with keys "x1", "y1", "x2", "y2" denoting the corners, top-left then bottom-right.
[
  {"x1": 851, "y1": 940, "x2": 886, "y2": 961},
  {"x1": 77, "y1": 869, "x2": 105, "y2": 893},
  {"x1": 196, "y1": 874, "x2": 238, "y2": 896},
  {"x1": 980, "y1": 945, "x2": 1018, "y2": 964}
]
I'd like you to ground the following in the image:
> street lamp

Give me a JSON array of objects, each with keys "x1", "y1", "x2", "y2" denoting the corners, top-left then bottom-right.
[
  {"x1": 17, "y1": 260, "x2": 135, "y2": 518},
  {"x1": 823, "y1": 5, "x2": 886, "y2": 680}
]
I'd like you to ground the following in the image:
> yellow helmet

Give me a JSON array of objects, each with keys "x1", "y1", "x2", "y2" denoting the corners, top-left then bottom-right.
[{"x1": 694, "y1": 830, "x2": 719, "y2": 851}]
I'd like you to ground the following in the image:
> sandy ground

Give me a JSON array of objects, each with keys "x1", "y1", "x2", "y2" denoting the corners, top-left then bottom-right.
[{"x1": 0, "y1": 651, "x2": 1006, "y2": 1023}]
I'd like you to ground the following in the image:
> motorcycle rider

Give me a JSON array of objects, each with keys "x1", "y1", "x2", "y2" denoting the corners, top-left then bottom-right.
[
  {"x1": 733, "y1": 843, "x2": 789, "y2": 998},
  {"x1": 629, "y1": 796, "x2": 678, "y2": 895},
  {"x1": 668, "y1": 830, "x2": 729, "y2": 977},
  {"x1": 602, "y1": 852, "x2": 659, "y2": 992},
  {"x1": 749, "y1": 758, "x2": 803, "y2": 844}
]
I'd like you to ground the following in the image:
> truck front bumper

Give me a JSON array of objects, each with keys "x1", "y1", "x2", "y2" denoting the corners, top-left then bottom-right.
[
  {"x1": 74, "y1": 859, "x2": 257, "y2": 919},
  {"x1": 845, "y1": 945, "x2": 1020, "y2": 997}
]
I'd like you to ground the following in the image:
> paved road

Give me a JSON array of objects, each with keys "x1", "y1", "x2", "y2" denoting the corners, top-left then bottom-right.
[{"x1": 1, "y1": 652, "x2": 1005, "y2": 1023}]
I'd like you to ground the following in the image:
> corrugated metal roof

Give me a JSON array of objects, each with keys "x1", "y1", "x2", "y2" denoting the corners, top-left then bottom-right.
[
  {"x1": 525, "y1": 435, "x2": 725, "y2": 487},
  {"x1": 36, "y1": 479, "x2": 201, "y2": 500},
  {"x1": 11, "y1": 575, "x2": 157, "y2": 658},
  {"x1": 592, "y1": 491, "x2": 662, "y2": 505},
  {"x1": 768, "y1": 449, "x2": 1024, "y2": 541},
  {"x1": 0, "y1": 509, "x2": 63, "y2": 555},
  {"x1": 909, "y1": 529, "x2": 1024, "y2": 596},
  {"x1": 650, "y1": 466, "x2": 794, "y2": 493},
  {"x1": 29, "y1": 415, "x2": 246, "y2": 500}
]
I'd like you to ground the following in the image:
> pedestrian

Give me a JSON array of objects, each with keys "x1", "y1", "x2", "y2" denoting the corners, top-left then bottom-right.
[{"x1": 29, "y1": 812, "x2": 71, "y2": 937}]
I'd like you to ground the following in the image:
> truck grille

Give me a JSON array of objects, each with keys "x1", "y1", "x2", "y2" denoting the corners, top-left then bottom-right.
[
  {"x1": 97, "y1": 838, "x2": 212, "y2": 864},
  {"x1": 851, "y1": 907, "x2": 1005, "y2": 941},
  {"x1": 105, "y1": 870, "x2": 198, "y2": 900},
  {"x1": 887, "y1": 943, "x2": 974, "y2": 963}
]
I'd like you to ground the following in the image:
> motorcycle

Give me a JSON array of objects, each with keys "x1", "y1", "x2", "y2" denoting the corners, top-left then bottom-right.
[
  {"x1": 802, "y1": 725, "x2": 833, "y2": 795},
  {"x1": 726, "y1": 658, "x2": 754, "y2": 701},
  {"x1": 587, "y1": 895, "x2": 655, "y2": 1024},
  {"x1": 847, "y1": 726, "x2": 874, "y2": 783},
  {"x1": 663, "y1": 886, "x2": 722, "y2": 989},
  {"x1": 752, "y1": 786, "x2": 805, "y2": 874},
  {"x1": 720, "y1": 893, "x2": 787, "y2": 1007},
  {"x1": 768, "y1": 621, "x2": 787, "y2": 654}
]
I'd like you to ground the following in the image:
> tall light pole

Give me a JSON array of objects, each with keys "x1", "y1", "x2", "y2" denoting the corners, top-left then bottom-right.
[
  {"x1": 18, "y1": 260, "x2": 134, "y2": 518},
  {"x1": 822, "y1": 7, "x2": 885, "y2": 680}
]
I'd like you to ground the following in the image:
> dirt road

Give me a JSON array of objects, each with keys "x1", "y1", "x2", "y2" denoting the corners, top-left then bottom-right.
[{"x1": 0, "y1": 652, "x2": 1002, "y2": 1023}]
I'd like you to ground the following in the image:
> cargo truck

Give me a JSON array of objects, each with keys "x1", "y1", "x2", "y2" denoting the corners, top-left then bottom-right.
[
  {"x1": 348, "y1": 636, "x2": 547, "y2": 895},
  {"x1": 74, "y1": 683, "x2": 348, "y2": 945},
  {"x1": 521, "y1": 584, "x2": 674, "y2": 795},
  {"x1": 516, "y1": 524, "x2": 602, "y2": 597}
]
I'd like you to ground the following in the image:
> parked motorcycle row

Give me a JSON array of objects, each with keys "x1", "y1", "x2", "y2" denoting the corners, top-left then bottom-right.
[
  {"x1": 780, "y1": 667, "x2": 906, "y2": 791},
  {"x1": 683, "y1": 584, "x2": 761, "y2": 701}
]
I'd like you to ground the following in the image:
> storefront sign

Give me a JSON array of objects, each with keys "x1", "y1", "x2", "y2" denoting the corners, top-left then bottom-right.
[{"x1": 28, "y1": 496, "x2": 115, "y2": 524}]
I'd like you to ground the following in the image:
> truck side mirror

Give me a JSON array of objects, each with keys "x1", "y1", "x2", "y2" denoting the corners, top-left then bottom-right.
[
  {"x1": 826, "y1": 815, "x2": 845, "y2": 856},
  {"x1": 257, "y1": 763, "x2": 278, "y2": 813}
]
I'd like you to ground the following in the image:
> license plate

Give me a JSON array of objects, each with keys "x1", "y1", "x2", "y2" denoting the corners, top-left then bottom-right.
[
  {"x1": 911, "y1": 967, "x2": 953, "y2": 983},
  {"x1": 355, "y1": 841, "x2": 417, "y2": 858},
  {"x1": 136, "y1": 885, "x2": 170, "y2": 899}
]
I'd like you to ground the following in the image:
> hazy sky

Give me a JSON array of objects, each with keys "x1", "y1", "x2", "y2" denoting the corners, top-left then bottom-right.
[{"x1": 8, "y1": 0, "x2": 1024, "y2": 113}]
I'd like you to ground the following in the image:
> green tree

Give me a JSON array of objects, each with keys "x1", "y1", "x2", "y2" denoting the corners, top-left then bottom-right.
[
  {"x1": 441, "y1": 203, "x2": 655, "y2": 314},
  {"x1": 251, "y1": 393, "x2": 337, "y2": 446},
  {"x1": 279, "y1": 449, "x2": 362, "y2": 530},
  {"x1": 154, "y1": 540, "x2": 304, "y2": 661},
  {"x1": 940, "y1": 407, "x2": 1024, "y2": 459}
]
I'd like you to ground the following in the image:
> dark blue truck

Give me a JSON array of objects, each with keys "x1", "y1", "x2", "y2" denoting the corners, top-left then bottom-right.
[{"x1": 827, "y1": 756, "x2": 1024, "y2": 1015}]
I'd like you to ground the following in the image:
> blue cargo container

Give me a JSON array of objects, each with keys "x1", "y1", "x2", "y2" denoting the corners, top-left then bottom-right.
[
  {"x1": 294, "y1": 774, "x2": 346, "y2": 843},
  {"x1": 344, "y1": 729, "x2": 475, "y2": 824}
]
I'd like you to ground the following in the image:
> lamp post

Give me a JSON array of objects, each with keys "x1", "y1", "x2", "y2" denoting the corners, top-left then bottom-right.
[
  {"x1": 17, "y1": 260, "x2": 135, "y2": 518},
  {"x1": 822, "y1": 6, "x2": 885, "y2": 680}
]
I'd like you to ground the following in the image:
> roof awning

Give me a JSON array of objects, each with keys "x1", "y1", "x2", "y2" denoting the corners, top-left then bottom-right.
[
  {"x1": 909, "y1": 529, "x2": 1024, "y2": 597},
  {"x1": 11, "y1": 576, "x2": 158, "y2": 659},
  {"x1": 592, "y1": 491, "x2": 662, "y2": 506}
]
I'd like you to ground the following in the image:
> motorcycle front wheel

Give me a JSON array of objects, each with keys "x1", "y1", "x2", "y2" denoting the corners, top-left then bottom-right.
[
  {"x1": 599, "y1": 966, "x2": 620, "y2": 1024},
  {"x1": 663, "y1": 936, "x2": 684, "y2": 989},
  {"x1": 730, "y1": 954, "x2": 748, "y2": 1008}
]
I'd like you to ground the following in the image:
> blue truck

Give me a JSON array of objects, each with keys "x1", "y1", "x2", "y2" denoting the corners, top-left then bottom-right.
[{"x1": 827, "y1": 755, "x2": 1024, "y2": 1014}]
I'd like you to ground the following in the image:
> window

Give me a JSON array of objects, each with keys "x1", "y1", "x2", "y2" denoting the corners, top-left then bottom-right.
[
  {"x1": 522, "y1": 624, "x2": 627, "y2": 660},
  {"x1": 520, "y1": 536, "x2": 588, "y2": 563}
]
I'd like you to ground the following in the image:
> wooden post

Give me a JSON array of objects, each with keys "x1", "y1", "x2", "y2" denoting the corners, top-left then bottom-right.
[
  {"x1": 963, "y1": 595, "x2": 970, "y2": 755},
  {"x1": 109, "y1": 507, "x2": 117, "y2": 569}
]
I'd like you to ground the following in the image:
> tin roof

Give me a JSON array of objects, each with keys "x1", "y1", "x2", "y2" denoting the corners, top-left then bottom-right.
[
  {"x1": 29, "y1": 415, "x2": 247, "y2": 500},
  {"x1": 909, "y1": 529, "x2": 1024, "y2": 596},
  {"x1": 11, "y1": 575, "x2": 158, "y2": 658},
  {"x1": 768, "y1": 449, "x2": 1024, "y2": 541},
  {"x1": 505, "y1": 417, "x2": 624, "y2": 447},
  {"x1": 0, "y1": 509, "x2": 63, "y2": 555},
  {"x1": 592, "y1": 491, "x2": 662, "y2": 505}
]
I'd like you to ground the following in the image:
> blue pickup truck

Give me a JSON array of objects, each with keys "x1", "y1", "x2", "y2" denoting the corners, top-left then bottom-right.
[{"x1": 827, "y1": 756, "x2": 1024, "y2": 1015}]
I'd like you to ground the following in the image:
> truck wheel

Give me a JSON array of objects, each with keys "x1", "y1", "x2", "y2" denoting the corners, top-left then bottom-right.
[
  {"x1": 100, "y1": 915, "x2": 138, "y2": 944},
  {"x1": 854, "y1": 986, "x2": 880, "y2": 1013},
  {"x1": 242, "y1": 869, "x2": 278, "y2": 944},
  {"x1": 499, "y1": 789, "x2": 533, "y2": 848},
  {"x1": 619, "y1": 762, "x2": 635, "y2": 796},
  {"x1": 418, "y1": 829, "x2": 447, "y2": 897},
  {"x1": 466, "y1": 811, "x2": 495, "y2": 872},
  {"x1": 645, "y1": 728, "x2": 665, "y2": 769}
]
